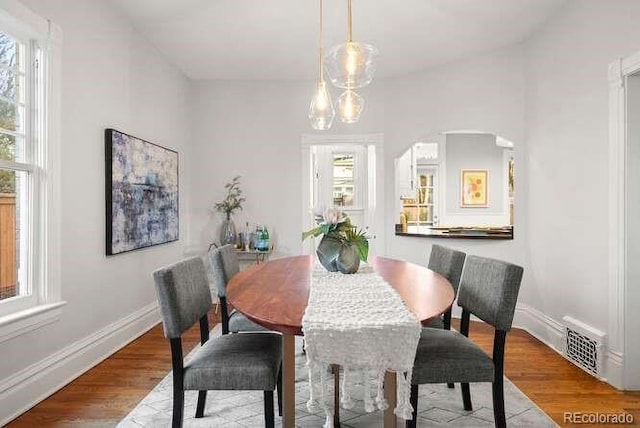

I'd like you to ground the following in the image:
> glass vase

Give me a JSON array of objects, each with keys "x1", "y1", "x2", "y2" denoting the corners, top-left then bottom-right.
[
  {"x1": 220, "y1": 217, "x2": 237, "y2": 246},
  {"x1": 336, "y1": 244, "x2": 360, "y2": 274},
  {"x1": 316, "y1": 235, "x2": 341, "y2": 272}
]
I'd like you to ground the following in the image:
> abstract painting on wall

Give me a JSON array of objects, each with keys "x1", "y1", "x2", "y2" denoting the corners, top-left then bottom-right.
[
  {"x1": 105, "y1": 129, "x2": 179, "y2": 255},
  {"x1": 461, "y1": 169, "x2": 488, "y2": 207}
]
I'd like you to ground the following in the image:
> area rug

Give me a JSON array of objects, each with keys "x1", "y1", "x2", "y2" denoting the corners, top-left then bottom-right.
[{"x1": 118, "y1": 325, "x2": 558, "y2": 427}]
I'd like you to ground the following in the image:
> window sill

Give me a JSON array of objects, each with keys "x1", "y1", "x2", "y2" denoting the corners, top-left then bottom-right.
[{"x1": 0, "y1": 301, "x2": 67, "y2": 344}]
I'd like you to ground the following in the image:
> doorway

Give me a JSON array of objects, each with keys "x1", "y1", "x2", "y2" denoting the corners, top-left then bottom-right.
[
  {"x1": 623, "y1": 72, "x2": 640, "y2": 389},
  {"x1": 609, "y1": 54, "x2": 640, "y2": 390},
  {"x1": 301, "y1": 134, "x2": 384, "y2": 257}
]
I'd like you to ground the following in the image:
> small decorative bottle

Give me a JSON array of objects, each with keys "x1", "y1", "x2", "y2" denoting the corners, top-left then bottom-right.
[
  {"x1": 243, "y1": 222, "x2": 251, "y2": 251},
  {"x1": 254, "y1": 225, "x2": 263, "y2": 251},
  {"x1": 399, "y1": 211, "x2": 407, "y2": 233},
  {"x1": 255, "y1": 226, "x2": 269, "y2": 251},
  {"x1": 261, "y1": 226, "x2": 270, "y2": 251}
]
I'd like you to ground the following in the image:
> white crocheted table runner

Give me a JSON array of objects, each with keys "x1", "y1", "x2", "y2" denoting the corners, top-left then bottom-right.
[{"x1": 302, "y1": 264, "x2": 421, "y2": 428}]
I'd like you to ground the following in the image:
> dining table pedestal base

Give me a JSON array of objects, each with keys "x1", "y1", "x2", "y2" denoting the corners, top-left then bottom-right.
[
  {"x1": 282, "y1": 343, "x2": 401, "y2": 428},
  {"x1": 384, "y1": 370, "x2": 398, "y2": 427}
]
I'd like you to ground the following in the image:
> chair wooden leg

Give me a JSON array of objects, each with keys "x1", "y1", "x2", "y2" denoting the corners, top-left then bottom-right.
[
  {"x1": 333, "y1": 365, "x2": 341, "y2": 427},
  {"x1": 277, "y1": 363, "x2": 283, "y2": 416},
  {"x1": 170, "y1": 339, "x2": 185, "y2": 428},
  {"x1": 406, "y1": 383, "x2": 418, "y2": 428},
  {"x1": 493, "y1": 330, "x2": 507, "y2": 428},
  {"x1": 447, "y1": 382, "x2": 455, "y2": 389},
  {"x1": 492, "y1": 381, "x2": 506, "y2": 428},
  {"x1": 172, "y1": 387, "x2": 184, "y2": 428},
  {"x1": 195, "y1": 390, "x2": 207, "y2": 418},
  {"x1": 443, "y1": 309, "x2": 452, "y2": 330},
  {"x1": 220, "y1": 297, "x2": 230, "y2": 335},
  {"x1": 461, "y1": 383, "x2": 473, "y2": 411},
  {"x1": 264, "y1": 391, "x2": 275, "y2": 428}
]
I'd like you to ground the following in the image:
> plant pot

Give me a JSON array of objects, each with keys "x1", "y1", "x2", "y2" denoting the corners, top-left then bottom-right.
[
  {"x1": 336, "y1": 244, "x2": 360, "y2": 274},
  {"x1": 316, "y1": 235, "x2": 341, "y2": 272},
  {"x1": 220, "y1": 217, "x2": 237, "y2": 246}
]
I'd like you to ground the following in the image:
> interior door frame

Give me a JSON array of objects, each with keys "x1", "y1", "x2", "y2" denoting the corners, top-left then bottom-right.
[
  {"x1": 301, "y1": 133, "x2": 384, "y2": 257},
  {"x1": 609, "y1": 52, "x2": 640, "y2": 389}
]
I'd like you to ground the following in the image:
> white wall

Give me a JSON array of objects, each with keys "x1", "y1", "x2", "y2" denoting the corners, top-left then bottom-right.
[
  {"x1": 525, "y1": 0, "x2": 640, "y2": 367},
  {"x1": 0, "y1": 0, "x2": 192, "y2": 421},
  {"x1": 189, "y1": 80, "x2": 384, "y2": 257}
]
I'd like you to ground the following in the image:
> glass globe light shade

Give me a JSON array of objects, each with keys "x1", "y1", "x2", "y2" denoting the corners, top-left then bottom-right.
[
  {"x1": 324, "y1": 41, "x2": 378, "y2": 89},
  {"x1": 337, "y1": 89, "x2": 364, "y2": 124},
  {"x1": 309, "y1": 80, "x2": 335, "y2": 130}
]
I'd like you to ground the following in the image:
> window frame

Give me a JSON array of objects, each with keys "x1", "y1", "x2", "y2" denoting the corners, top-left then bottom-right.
[
  {"x1": 0, "y1": 1, "x2": 64, "y2": 342},
  {"x1": 0, "y1": 29, "x2": 37, "y2": 315}
]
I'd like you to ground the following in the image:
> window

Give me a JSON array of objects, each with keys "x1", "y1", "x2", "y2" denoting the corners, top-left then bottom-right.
[
  {"x1": 332, "y1": 153, "x2": 355, "y2": 207},
  {"x1": 0, "y1": 30, "x2": 32, "y2": 304},
  {"x1": 0, "y1": 3, "x2": 63, "y2": 339},
  {"x1": 312, "y1": 145, "x2": 366, "y2": 210}
]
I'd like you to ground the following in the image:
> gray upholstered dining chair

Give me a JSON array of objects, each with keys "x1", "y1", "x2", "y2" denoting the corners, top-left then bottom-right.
[
  {"x1": 407, "y1": 255, "x2": 524, "y2": 428},
  {"x1": 209, "y1": 244, "x2": 269, "y2": 334},
  {"x1": 424, "y1": 244, "x2": 466, "y2": 330},
  {"x1": 153, "y1": 257, "x2": 282, "y2": 428},
  {"x1": 423, "y1": 244, "x2": 466, "y2": 390}
]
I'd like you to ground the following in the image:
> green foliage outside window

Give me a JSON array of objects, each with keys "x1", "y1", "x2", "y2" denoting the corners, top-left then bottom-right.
[{"x1": 0, "y1": 32, "x2": 17, "y2": 194}]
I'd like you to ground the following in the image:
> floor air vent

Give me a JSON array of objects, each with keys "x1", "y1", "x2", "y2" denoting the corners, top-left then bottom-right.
[{"x1": 562, "y1": 316, "x2": 606, "y2": 378}]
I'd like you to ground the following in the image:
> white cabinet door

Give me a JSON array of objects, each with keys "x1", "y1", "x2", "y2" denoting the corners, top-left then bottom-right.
[{"x1": 396, "y1": 147, "x2": 415, "y2": 198}]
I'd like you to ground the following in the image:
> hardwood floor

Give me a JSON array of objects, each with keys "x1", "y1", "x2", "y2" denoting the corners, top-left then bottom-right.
[
  {"x1": 7, "y1": 314, "x2": 640, "y2": 427},
  {"x1": 455, "y1": 319, "x2": 640, "y2": 427},
  {"x1": 7, "y1": 310, "x2": 220, "y2": 427}
]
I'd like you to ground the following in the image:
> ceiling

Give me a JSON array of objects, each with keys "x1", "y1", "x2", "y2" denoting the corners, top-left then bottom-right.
[{"x1": 109, "y1": 0, "x2": 568, "y2": 81}]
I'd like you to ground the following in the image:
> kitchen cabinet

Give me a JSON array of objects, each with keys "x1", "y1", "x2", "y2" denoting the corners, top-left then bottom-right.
[
  {"x1": 396, "y1": 146, "x2": 416, "y2": 198},
  {"x1": 402, "y1": 166, "x2": 438, "y2": 228}
]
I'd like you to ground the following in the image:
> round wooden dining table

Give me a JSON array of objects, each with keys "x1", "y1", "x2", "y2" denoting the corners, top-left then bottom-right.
[{"x1": 227, "y1": 255, "x2": 455, "y2": 428}]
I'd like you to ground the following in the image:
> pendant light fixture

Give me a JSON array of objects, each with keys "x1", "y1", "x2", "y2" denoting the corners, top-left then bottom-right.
[
  {"x1": 324, "y1": 0, "x2": 378, "y2": 89},
  {"x1": 337, "y1": 87, "x2": 364, "y2": 124},
  {"x1": 308, "y1": 0, "x2": 335, "y2": 131}
]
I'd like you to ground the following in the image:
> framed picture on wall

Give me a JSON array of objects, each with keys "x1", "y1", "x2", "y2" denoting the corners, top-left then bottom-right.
[
  {"x1": 460, "y1": 169, "x2": 488, "y2": 207},
  {"x1": 105, "y1": 129, "x2": 179, "y2": 255}
]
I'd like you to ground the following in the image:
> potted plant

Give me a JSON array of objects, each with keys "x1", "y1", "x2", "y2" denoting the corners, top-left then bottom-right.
[
  {"x1": 302, "y1": 208, "x2": 369, "y2": 273},
  {"x1": 215, "y1": 176, "x2": 245, "y2": 245}
]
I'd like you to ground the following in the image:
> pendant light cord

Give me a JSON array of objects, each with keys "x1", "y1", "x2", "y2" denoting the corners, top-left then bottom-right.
[
  {"x1": 319, "y1": 0, "x2": 324, "y2": 80},
  {"x1": 347, "y1": 0, "x2": 353, "y2": 42}
]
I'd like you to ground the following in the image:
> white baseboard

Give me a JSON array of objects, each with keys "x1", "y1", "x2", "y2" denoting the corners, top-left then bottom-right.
[
  {"x1": 0, "y1": 302, "x2": 161, "y2": 426},
  {"x1": 604, "y1": 349, "x2": 624, "y2": 389},
  {"x1": 512, "y1": 304, "x2": 627, "y2": 389},
  {"x1": 513, "y1": 303, "x2": 565, "y2": 352}
]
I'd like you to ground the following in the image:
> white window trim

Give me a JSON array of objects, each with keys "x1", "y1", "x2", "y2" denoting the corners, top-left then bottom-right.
[{"x1": 0, "y1": 0, "x2": 65, "y2": 339}]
